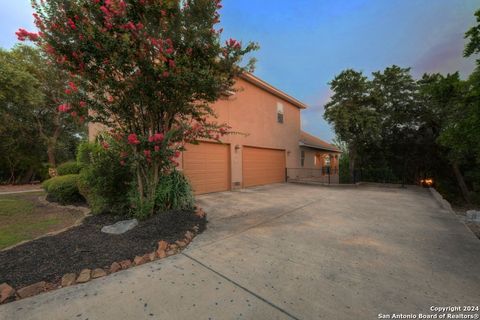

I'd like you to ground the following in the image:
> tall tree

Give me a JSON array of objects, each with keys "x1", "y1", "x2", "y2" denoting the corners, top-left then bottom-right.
[
  {"x1": 24, "y1": 0, "x2": 258, "y2": 215},
  {"x1": 371, "y1": 66, "x2": 419, "y2": 184},
  {"x1": 324, "y1": 69, "x2": 380, "y2": 182}
]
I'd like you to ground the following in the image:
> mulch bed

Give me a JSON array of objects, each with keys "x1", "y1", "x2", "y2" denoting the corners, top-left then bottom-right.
[{"x1": 0, "y1": 210, "x2": 206, "y2": 288}]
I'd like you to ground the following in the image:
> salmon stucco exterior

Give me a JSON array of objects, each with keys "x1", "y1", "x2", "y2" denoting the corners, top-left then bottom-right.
[{"x1": 89, "y1": 73, "x2": 341, "y2": 194}]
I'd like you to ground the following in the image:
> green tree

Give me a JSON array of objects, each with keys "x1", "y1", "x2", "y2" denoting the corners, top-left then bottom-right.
[
  {"x1": 0, "y1": 45, "x2": 84, "y2": 183},
  {"x1": 324, "y1": 69, "x2": 380, "y2": 182},
  {"x1": 371, "y1": 65, "x2": 419, "y2": 185},
  {"x1": 25, "y1": 0, "x2": 258, "y2": 215},
  {"x1": 464, "y1": 9, "x2": 480, "y2": 60}
]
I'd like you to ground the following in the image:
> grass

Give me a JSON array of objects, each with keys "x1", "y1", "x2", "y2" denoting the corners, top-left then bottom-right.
[{"x1": 0, "y1": 192, "x2": 83, "y2": 250}]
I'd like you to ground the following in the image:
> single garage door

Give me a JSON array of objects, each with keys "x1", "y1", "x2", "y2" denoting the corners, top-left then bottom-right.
[
  {"x1": 243, "y1": 146, "x2": 286, "y2": 188},
  {"x1": 183, "y1": 142, "x2": 230, "y2": 194}
]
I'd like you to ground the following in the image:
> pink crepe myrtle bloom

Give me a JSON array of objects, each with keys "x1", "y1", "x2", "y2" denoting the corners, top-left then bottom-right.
[
  {"x1": 68, "y1": 81, "x2": 78, "y2": 92},
  {"x1": 57, "y1": 104, "x2": 71, "y2": 112},
  {"x1": 15, "y1": 28, "x2": 39, "y2": 41},
  {"x1": 154, "y1": 145, "x2": 160, "y2": 152},
  {"x1": 127, "y1": 133, "x2": 140, "y2": 145},
  {"x1": 79, "y1": 101, "x2": 87, "y2": 108},
  {"x1": 101, "y1": 142, "x2": 110, "y2": 149},
  {"x1": 148, "y1": 133, "x2": 164, "y2": 143},
  {"x1": 144, "y1": 150, "x2": 151, "y2": 157},
  {"x1": 70, "y1": 111, "x2": 77, "y2": 117}
]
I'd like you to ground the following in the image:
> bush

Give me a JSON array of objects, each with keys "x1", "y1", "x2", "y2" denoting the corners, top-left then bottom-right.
[
  {"x1": 77, "y1": 142, "x2": 132, "y2": 215},
  {"x1": 76, "y1": 141, "x2": 102, "y2": 168},
  {"x1": 56, "y1": 161, "x2": 81, "y2": 176},
  {"x1": 42, "y1": 174, "x2": 84, "y2": 205},
  {"x1": 155, "y1": 170, "x2": 195, "y2": 212}
]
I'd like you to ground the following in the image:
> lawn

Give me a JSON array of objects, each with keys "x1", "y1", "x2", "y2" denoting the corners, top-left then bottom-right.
[{"x1": 0, "y1": 192, "x2": 84, "y2": 250}]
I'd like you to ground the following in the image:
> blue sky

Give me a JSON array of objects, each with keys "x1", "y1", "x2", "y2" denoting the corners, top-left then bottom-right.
[{"x1": 1, "y1": 0, "x2": 478, "y2": 142}]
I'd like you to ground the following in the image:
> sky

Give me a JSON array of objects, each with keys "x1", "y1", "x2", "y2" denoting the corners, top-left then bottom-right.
[{"x1": 1, "y1": 0, "x2": 478, "y2": 142}]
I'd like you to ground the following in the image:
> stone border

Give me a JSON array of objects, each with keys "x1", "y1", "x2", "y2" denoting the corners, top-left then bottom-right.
[
  {"x1": 428, "y1": 187, "x2": 455, "y2": 214},
  {"x1": 0, "y1": 207, "x2": 206, "y2": 304},
  {"x1": 0, "y1": 196, "x2": 91, "y2": 252}
]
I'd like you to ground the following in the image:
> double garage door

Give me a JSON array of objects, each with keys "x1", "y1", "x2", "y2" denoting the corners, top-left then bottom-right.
[{"x1": 183, "y1": 143, "x2": 285, "y2": 194}]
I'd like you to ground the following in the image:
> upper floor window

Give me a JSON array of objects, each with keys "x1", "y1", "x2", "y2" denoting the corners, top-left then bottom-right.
[
  {"x1": 301, "y1": 151, "x2": 305, "y2": 167},
  {"x1": 277, "y1": 102, "x2": 284, "y2": 124}
]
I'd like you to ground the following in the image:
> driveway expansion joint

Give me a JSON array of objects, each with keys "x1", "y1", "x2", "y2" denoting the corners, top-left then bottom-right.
[{"x1": 182, "y1": 252, "x2": 301, "y2": 320}]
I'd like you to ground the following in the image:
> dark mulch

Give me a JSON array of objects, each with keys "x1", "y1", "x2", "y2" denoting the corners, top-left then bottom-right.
[{"x1": 0, "y1": 210, "x2": 206, "y2": 288}]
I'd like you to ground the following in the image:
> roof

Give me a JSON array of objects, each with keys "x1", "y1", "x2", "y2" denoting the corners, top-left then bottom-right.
[
  {"x1": 240, "y1": 73, "x2": 308, "y2": 110},
  {"x1": 299, "y1": 131, "x2": 342, "y2": 153}
]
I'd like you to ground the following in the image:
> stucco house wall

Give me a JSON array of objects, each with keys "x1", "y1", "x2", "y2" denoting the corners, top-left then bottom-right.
[{"x1": 89, "y1": 73, "x2": 340, "y2": 190}]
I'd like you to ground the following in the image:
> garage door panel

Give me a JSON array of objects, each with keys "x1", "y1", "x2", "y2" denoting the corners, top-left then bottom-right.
[
  {"x1": 243, "y1": 147, "x2": 285, "y2": 188},
  {"x1": 183, "y1": 143, "x2": 230, "y2": 194}
]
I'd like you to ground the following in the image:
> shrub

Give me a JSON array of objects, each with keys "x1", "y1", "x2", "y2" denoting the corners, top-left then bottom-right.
[
  {"x1": 155, "y1": 170, "x2": 195, "y2": 212},
  {"x1": 76, "y1": 141, "x2": 102, "y2": 168},
  {"x1": 42, "y1": 174, "x2": 83, "y2": 205},
  {"x1": 56, "y1": 161, "x2": 81, "y2": 176},
  {"x1": 77, "y1": 142, "x2": 132, "y2": 215}
]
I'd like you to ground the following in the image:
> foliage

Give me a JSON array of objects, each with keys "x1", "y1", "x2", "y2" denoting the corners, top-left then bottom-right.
[
  {"x1": 324, "y1": 69, "x2": 380, "y2": 182},
  {"x1": 56, "y1": 161, "x2": 81, "y2": 176},
  {"x1": 42, "y1": 174, "x2": 84, "y2": 205},
  {"x1": 77, "y1": 141, "x2": 132, "y2": 215},
  {"x1": 0, "y1": 45, "x2": 85, "y2": 184},
  {"x1": 464, "y1": 9, "x2": 480, "y2": 59},
  {"x1": 325, "y1": 65, "x2": 479, "y2": 203},
  {"x1": 155, "y1": 170, "x2": 194, "y2": 212},
  {"x1": 26, "y1": 0, "x2": 258, "y2": 215}
]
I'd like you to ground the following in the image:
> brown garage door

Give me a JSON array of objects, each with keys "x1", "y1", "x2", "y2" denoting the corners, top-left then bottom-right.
[
  {"x1": 243, "y1": 147, "x2": 286, "y2": 188},
  {"x1": 183, "y1": 142, "x2": 230, "y2": 194}
]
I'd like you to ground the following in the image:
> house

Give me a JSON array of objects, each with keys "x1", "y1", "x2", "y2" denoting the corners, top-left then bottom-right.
[{"x1": 89, "y1": 73, "x2": 341, "y2": 194}]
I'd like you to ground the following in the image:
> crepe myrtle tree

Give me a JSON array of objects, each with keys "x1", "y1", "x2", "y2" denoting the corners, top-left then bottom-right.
[{"x1": 20, "y1": 0, "x2": 258, "y2": 214}]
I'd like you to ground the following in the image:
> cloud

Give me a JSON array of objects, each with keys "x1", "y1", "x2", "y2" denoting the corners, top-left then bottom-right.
[{"x1": 413, "y1": 32, "x2": 476, "y2": 78}]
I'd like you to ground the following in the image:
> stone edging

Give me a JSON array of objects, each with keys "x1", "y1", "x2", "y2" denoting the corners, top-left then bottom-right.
[
  {"x1": 0, "y1": 207, "x2": 206, "y2": 304},
  {"x1": 0, "y1": 196, "x2": 91, "y2": 252},
  {"x1": 428, "y1": 187, "x2": 455, "y2": 214}
]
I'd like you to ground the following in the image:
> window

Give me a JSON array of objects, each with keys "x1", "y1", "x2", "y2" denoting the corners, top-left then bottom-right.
[
  {"x1": 277, "y1": 102, "x2": 284, "y2": 124},
  {"x1": 301, "y1": 151, "x2": 305, "y2": 167}
]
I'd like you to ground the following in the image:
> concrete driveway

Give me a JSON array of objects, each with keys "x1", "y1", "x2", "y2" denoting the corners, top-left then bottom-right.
[{"x1": 1, "y1": 183, "x2": 479, "y2": 319}]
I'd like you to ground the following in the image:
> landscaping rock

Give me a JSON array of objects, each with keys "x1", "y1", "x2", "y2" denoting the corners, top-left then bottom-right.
[
  {"x1": 157, "y1": 240, "x2": 168, "y2": 251},
  {"x1": 156, "y1": 249, "x2": 166, "y2": 259},
  {"x1": 195, "y1": 208, "x2": 205, "y2": 218},
  {"x1": 110, "y1": 261, "x2": 121, "y2": 273},
  {"x1": 166, "y1": 250, "x2": 176, "y2": 256},
  {"x1": 119, "y1": 259, "x2": 132, "y2": 269},
  {"x1": 92, "y1": 268, "x2": 107, "y2": 279},
  {"x1": 101, "y1": 219, "x2": 138, "y2": 235},
  {"x1": 466, "y1": 210, "x2": 480, "y2": 223},
  {"x1": 76, "y1": 269, "x2": 92, "y2": 283},
  {"x1": 134, "y1": 255, "x2": 149, "y2": 266},
  {"x1": 0, "y1": 283, "x2": 15, "y2": 303},
  {"x1": 176, "y1": 240, "x2": 187, "y2": 247},
  {"x1": 169, "y1": 244, "x2": 178, "y2": 250},
  {"x1": 17, "y1": 281, "x2": 46, "y2": 299},
  {"x1": 61, "y1": 273, "x2": 76, "y2": 287},
  {"x1": 185, "y1": 231, "x2": 194, "y2": 240},
  {"x1": 148, "y1": 252, "x2": 157, "y2": 261}
]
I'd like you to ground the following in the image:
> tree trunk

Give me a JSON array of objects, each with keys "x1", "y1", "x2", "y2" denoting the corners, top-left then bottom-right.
[
  {"x1": 452, "y1": 162, "x2": 471, "y2": 203},
  {"x1": 19, "y1": 167, "x2": 34, "y2": 184},
  {"x1": 47, "y1": 143, "x2": 56, "y2": 168}
]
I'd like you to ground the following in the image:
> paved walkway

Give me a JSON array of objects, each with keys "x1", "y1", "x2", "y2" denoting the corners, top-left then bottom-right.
[{"x1": 1, "y1": 184, "x2": 479, "y2": 319}]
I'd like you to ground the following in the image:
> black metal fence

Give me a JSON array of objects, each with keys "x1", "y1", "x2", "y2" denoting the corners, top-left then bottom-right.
[{"x1": 286, "y1": 167, "x2": 339, "y2": 184}]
